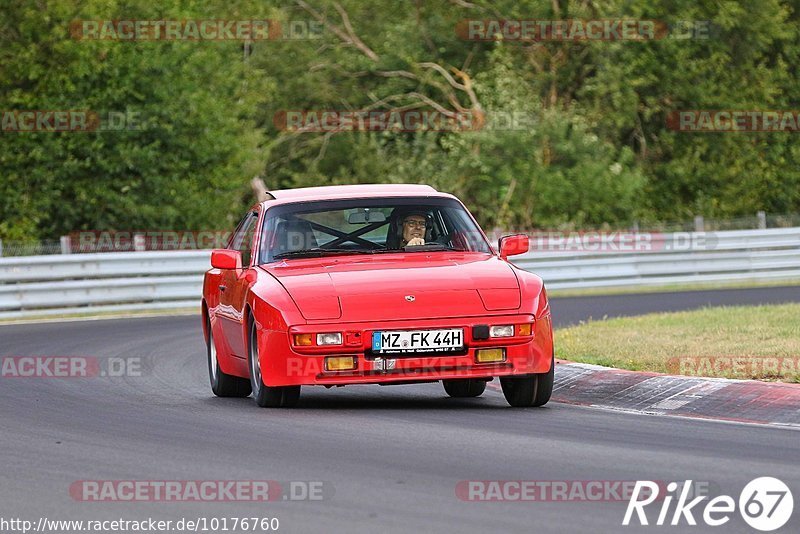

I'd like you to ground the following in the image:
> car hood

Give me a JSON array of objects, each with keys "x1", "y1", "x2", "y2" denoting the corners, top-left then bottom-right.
[{"x1": 262, "y1": 253, "x2": 521, "y2": 322}]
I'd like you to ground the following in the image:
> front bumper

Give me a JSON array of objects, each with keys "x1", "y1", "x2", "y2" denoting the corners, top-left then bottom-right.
[{"x1": 258, "y1": 313, "x2": 553, "y2": 387}]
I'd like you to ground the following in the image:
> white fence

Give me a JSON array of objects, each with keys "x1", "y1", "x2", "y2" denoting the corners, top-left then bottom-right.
[{"x1": 1, "y1": 227, "x2": 799, "y2": 319}]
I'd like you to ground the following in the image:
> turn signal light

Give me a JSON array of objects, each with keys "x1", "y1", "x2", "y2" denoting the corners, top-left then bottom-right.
[
  {"x1": 476, "y1": 348, "x2": 506, "y2": 363},
  {"x1": 325, "y1": 356, "x2": 357, "y2": 372},
  {"x1": 517, "y1": 323, "x2": 533, "y2": 336},
  {"x1": 294, "y1": 333, "x2": 313, "y2": 346}
]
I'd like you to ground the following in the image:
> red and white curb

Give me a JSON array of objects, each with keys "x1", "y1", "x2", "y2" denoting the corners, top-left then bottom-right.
[{"x1": 498, "y1": 361, "x2": 800, "y2": 428}]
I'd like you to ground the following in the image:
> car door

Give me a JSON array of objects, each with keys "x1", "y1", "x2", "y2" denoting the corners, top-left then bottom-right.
[{"x1": 218, "y1": 209, "x2": 259, "y2": 358}]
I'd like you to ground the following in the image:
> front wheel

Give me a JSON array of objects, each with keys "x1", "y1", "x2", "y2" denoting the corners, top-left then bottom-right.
[
  {"x1": 207, "y1": 317, "x2": 251, "y2": 398},
  {"x1": 248, "y1": 319, "x2": 300, "y2": 408},
  {"x1": 442, "y1": 379, "x2": 486, "y2": 398},
  {"x1": 500, "y1": 355, "x2": 554, "y2": 407}
]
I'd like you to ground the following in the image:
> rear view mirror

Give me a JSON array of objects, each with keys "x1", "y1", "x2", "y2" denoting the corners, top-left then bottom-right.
[
  {"x1": 348, "y1": 209, "x2": 387, "y2": 224},
  {"x1": 210, "y1": 249, "x2": 242, "y2": 269}
]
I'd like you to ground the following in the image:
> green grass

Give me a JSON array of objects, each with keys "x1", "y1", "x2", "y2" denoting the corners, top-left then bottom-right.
[
  {"x1": 556, "y1": 303, "x2": 800, "y2": 382},
  {"x1": 547, "y1": 278, "x2": 800, "y2": 298}
]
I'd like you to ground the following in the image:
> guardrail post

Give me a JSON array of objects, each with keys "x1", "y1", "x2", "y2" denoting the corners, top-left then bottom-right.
[
  {"x1": 0, "y1": 238, "x2": 3, "y2": 257},
  {"x1": 60, "y1": 235, "x2": 72, "y2": 255},
  {"x1": 694, "y1": 215, "x2": 705, "y2": 232},
  {"x1": 757, "y1": 211, "x2": 767, "y2": 229}
]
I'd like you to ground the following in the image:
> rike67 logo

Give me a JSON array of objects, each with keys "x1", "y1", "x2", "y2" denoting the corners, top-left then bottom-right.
[{"x1": 624, "y1": 477, "x2": 793, "y2": 531}]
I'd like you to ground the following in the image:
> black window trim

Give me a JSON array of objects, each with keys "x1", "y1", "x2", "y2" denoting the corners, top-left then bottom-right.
[{"x1": 257, "y1": 196, "x2": 492, "y2": 264}]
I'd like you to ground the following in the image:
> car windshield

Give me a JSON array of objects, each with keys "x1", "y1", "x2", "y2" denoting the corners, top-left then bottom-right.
[{"x1": 258, "y1": 197, "x2": 492, "y2": 263}]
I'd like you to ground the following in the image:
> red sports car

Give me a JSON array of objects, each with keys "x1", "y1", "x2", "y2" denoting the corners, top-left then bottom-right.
[{"x1": 202, "y1": 184, "x2": 553, "y2": 408}]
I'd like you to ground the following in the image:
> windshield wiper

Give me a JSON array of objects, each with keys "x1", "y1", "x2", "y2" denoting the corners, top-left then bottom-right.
[
  {"x1": 362, "y1": 244, "x2": 468, "y2": 253},
  {"x1": 273, "y1": 245, "x2": 468, "y2": 260},
  {"x1": 402, "y1": 244, "x2": 467, "y2": 252},
  {"x1": 273, "y1": 248, "x2": 375, "y2": 260}
]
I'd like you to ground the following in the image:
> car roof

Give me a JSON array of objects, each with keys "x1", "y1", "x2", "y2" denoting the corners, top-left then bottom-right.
[
  {"x1": 270, "y1": 183, "x2": 437, "y2": 199},
  {"x1": 263, "y1": 184, "x2": 452, "y2": 206}
]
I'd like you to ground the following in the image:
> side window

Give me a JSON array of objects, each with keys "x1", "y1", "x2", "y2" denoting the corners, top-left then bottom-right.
[{"x1": 230, "y1": 211, "x2": 258, "y2": 266}]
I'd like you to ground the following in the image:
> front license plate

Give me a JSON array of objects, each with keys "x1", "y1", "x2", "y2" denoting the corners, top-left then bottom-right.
[{"x1": 372, "y1": 328, "x2": 464, "y2": 354}]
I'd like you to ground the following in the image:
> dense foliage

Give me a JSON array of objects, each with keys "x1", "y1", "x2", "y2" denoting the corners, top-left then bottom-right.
[{"x1": 1, "y1": 0, "x2": 798, "y2": 239}]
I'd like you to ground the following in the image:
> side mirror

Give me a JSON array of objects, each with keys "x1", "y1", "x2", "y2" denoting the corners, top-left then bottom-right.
[
  {"x1": 211, "y1": 249, "x2": 242, "y2": 270},
  {"x1": 499, "y1": 234, "x2": 529, "y2": 260}
]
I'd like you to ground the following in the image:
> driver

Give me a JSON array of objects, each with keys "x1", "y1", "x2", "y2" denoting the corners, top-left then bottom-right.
[
  {"x1": 401, "y1": 212, "x2": 427, "y2": 247},
  {"x1": 387, "y1": 208, "x2": 431, "y2": 248}
]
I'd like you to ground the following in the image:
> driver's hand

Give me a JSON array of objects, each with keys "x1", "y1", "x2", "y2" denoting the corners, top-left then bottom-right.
[{"x1": 406, "y1": 237, "x2": 425, "y2": 246}]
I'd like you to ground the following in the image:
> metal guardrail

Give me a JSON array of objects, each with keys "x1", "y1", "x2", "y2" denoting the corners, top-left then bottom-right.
[
  {"x1": 0, "y1": 228, "x2": 799, "y2": 319},
  {"x1": 0, "y1": 251, "x2": 208, "y2": 319},
  {"x1": 514, "y1": 227, "x2": 800, "y2": 290}
]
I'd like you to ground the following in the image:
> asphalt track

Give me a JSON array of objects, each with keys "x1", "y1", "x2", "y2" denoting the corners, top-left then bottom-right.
[{"x1": 2, "y1": 287, "x2": 799, "y2": 533}]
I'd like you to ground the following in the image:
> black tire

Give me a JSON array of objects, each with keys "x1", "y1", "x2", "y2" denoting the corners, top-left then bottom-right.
[
  {"x1": 443, "y1": 379, "x2": 486, "y2": 398},
  {"x1": 247, "y1": 319, "x2": 301, "y2": 408},
  {"x1": 500, "y1": 355, "x2": 554, "y2": 407},
  {"x1": 207, "y1": 317, "x2": 251, "y2": 397}
]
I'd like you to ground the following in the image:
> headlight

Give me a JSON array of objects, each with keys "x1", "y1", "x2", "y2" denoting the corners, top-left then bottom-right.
[
  {"x1": 489, "y1": 325, "x2": 514, "y2": 338},
  {"x1": 316, "y1": 332, "x2": 343, "y2": 345}
]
